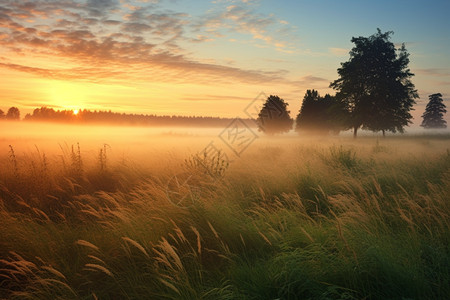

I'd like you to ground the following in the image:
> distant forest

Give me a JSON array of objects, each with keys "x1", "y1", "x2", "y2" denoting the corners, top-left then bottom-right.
[{"x1": 0, "y1": 106, "x2": 255, "y2": 128}]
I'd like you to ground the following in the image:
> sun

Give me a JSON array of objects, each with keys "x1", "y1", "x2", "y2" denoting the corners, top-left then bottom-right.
[{"x1": 73, "y1": 109, "x2": 79, "y2": 115}]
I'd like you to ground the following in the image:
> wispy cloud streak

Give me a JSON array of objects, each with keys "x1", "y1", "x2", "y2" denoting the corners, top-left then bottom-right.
[{"x1": 0, "y1": 0, "x2": 300, "y2": 85}]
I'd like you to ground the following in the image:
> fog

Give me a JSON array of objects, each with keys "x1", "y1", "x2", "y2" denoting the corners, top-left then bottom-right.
[
  {"x1": 1, "y1": 121, "x2": 449, "y2": 168},
  {"x1": 1, "y1": 121, "x2": 219, "y2": 153}
]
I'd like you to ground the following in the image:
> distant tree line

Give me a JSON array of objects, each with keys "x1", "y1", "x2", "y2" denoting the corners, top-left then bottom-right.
[
  {"x1": 256, "y1": 29, "x2": 447, "y2": 137},
  {"x1": 19, "y1": 107, "x2": 253, "y2": 128}
]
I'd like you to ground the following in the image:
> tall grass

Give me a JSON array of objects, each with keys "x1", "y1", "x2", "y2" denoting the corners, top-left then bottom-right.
[{"x1": 0, "y1": 137, "x2": 449, "y2": 299}]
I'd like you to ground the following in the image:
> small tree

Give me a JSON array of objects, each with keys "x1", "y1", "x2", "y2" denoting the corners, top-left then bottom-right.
[
  {"x1": 6, "y1": 107, "x2": 20, "y2": 120},
  {"x1": 256, "y1": 95, "x2": 293, "y2": 135},
  {"x1": 296, "y1": 90, "x2": 347, "y2": 134},
  {"x1": 296, "y1": 90, "x2": 321, "y2": 132},
  {"x1": 0, "y1": 109, "x2": 5, "y2": 119},
  {"x1": 421, "y1": 93, "x2": 447, "y2": 129}
]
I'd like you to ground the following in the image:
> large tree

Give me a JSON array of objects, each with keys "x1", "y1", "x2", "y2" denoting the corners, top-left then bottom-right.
[
  {"x1": 256, "y1": 95, "x2": 293, "y2": 135},
  {"x1": 421, "y1": 93, "x2": 447, "y2": 129},
  {"x1": 330, "y1": 29, "x2": 418, "y2": 137}
]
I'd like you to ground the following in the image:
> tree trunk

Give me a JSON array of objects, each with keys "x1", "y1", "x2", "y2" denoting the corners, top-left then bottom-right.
[
  {"x1": 382, "y1": 129, "x2": 385, "y2": 137},
  {"x1": 353, "y1": 126, "x2": 358, "y2": 138}
]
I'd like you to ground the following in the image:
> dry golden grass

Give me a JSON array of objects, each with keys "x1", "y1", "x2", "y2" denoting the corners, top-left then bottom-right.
[{"x1": 0, "y1": 125, "x2": 449, "y2": 299}]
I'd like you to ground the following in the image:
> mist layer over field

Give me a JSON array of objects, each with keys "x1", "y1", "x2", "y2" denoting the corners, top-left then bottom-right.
[
  {"x1": 1, "y1": 121, "x2": 222, "y2": 153},
  {"x1": 0, "y1": 122, "x2": 449, "y2": 299},
  {"x1": 2, "y1": 121, "x2": 448, "y2": 159}
]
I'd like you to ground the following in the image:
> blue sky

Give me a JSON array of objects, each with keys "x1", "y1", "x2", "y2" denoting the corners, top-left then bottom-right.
[{"x1": 0, "y1": 0, "x2": 449, "y2": 125}]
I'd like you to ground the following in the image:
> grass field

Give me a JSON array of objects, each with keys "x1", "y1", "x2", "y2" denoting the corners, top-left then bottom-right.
[{"x1": 0, "y1": 125, "x2": 449, "y2": 299}]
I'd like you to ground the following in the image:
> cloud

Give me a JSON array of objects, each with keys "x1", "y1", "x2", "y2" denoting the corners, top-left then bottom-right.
[
  {"x1": 294, "y1": 75, "x2": 329, "y2": 84},
  {"x1": 0, "y1": 62, "x2": 127, "y2": 83},
  {"x1": 86, "y1": 0, "x2": 119, "y2": 17},
  {"x1": 87, "y1": 0, "x2": 118, "y2": 8},
  {"x1": 329, "y1": 47, "x2": 348, "y2": 56},
  {"x1": 435, "y1": 81, "x2": 450, "y2": 87},
  {"x1": 122, "y1": 22, "x2": 152, "y2": 33},
  {"x1": 0, "y1": 44, "x2": 292, "y2": 86},
  {"x1": 181, "y1": 94, "x2": 252, "y2": 101},
  {"x1": 103, "y1": 19, "x2": 121, "y2": 26},
  {"x1": 192, "y1": 1, "x2": 298, "y2": 52},
  {"x1": 0, "y1": 0, "x2": 305, "y2": 87},
  {"x1": 414, "y1": 68, "x2": 450, "y2": 77}
]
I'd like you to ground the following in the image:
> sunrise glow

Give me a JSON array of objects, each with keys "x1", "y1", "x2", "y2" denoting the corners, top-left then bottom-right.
[{"x1": 0, "y1": 0, "x2": 448, "y2": 124}]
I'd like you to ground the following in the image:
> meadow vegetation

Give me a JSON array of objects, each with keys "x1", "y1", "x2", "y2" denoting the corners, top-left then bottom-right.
[{"x1": 0, "y1": 131, "x2": 449, "y2": 299}]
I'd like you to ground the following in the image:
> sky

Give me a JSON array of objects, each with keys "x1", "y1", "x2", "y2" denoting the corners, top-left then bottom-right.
[{"x1": 0, "y1": 0, "x2": 449, "y2": 125}]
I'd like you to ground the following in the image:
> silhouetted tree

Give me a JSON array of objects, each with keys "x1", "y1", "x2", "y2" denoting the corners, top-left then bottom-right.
[
  {"x1": 324, "y1": 94, "x2": 350, "y2": 134},
  {"x1": 25, "y1": 107, "x2": 57, "y2": 120},
  {"x1": 0, "y1": 109, "x2": 4, "y2": 119},
  {"x1": 295, "y1": 90, "x2": 347, "y2": 134},
  {"x1": 6, "y1": 107, "x2": 20, "y2": 120},
  {"x1": 296, "y1": 89, "x2": 321, "y2": 132},
  {"x1": 330, "y1": 29, "x2": 418, "y2": 137},
  {"x1": 256, "y1": 95, "x2": 293, "y2": 135},
  {"x1": 421, "y1": 93, "x2": 447, "y2": 129}
]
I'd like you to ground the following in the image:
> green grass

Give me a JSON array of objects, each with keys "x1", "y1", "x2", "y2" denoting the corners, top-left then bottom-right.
[{"x1": 0, "y1": 136, "x2": 449, "y2": 299}]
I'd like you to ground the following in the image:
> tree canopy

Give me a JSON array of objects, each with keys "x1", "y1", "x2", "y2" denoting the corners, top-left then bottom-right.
[
  {"x1": 421, "y1": 93, "x2": 447, "y2": 129},
  {"x1": 330, "y1": 29, "x2": 418, "y2": 137},
  {"x1": 256, "y1": 95, "x2": 293, "y2": 135},
  {"x1": 5, "y1": 107, "x2": 20, "y2": 120},
  {"x1": 295, "y1": 89, "x2": 346, "y2": 134}
]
